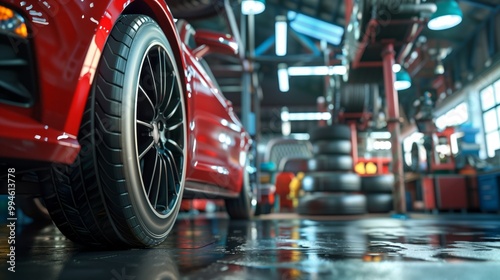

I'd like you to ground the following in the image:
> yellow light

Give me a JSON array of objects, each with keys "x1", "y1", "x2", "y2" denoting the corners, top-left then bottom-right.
[
  {"x1": 365, "y1": 162, "x2": 378, "y2": 175},
  {"x1": 0, "y1": 6, "x2": 14, "y2": 21},
  {"x1": 14, "y1": 23, "x2": 27, "y2": 38},
  {"x1": 354, "y1": 162, "x2": 365, "y2": 175}
]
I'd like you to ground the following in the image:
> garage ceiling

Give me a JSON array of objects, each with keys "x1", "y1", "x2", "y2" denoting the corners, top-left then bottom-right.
[{"x1": 184, "y1": 0, "x2": 499, "y2": 135}]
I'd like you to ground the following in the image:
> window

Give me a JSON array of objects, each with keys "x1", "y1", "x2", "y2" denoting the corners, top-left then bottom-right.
[
  {"x1": 480, "y1": 79, "x2": 500, "y2": 158},
  {"x1": 435, "y1": 102, "x2": 468, "y2": 130}
]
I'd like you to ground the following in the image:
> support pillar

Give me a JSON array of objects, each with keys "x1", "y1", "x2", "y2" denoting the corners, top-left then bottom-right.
[{"x1": 382, "y1": 43, "x2": 406, "y2": 214}]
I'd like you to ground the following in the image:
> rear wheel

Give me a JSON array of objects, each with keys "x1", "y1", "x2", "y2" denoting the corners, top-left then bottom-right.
[
  {"x1": 40, "y1": 15, "x2": 186, "y2": 247},
  {"x1": 225, "y1": 155, "x2": 257, "y2": 219}
]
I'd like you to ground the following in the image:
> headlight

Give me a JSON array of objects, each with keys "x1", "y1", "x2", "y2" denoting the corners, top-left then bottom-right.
[{"x1": 0, "y1": 6, "x2": 28, "y2": 38}]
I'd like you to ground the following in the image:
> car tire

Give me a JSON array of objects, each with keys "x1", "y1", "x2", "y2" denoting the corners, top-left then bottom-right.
[
  {"x1": 40, "y1": 15, "x2": 187, "y2": 247},
  {"x1": 361, "y1": 174, "x2": 394, "y2": 193},
  {"x1": 341, "y1": 84, "x2": 368, "y2": 113},
  {"x1": 297, "y1": 193, "x2": 366, "y2": 215},
  {"x1": 308, "y1": 155, "x2": 353, "y2": 172},
  {"x1": 309, "y1": 124, "x2": 351, "y2": 142},
  {"x1": 366, "y1": 194, "x2": 393, "y2": 213},
  {"x1": 312, "y1": 140, "x2": 352, "y2": 155},
  {"x1": 18, "y1": 196, "x2": 51, "y2": 223},
  {"x1": 302, "y1": 172, "x2": 361, "y2": 192},
  {"x1": 225, "y1": 155, "x2": 257, "y2": 219}
]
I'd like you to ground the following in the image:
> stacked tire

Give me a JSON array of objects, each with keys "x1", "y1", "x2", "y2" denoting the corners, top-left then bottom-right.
[
  {"x1": 283, "y1": 124, "x2": 366, "y2": 215},
  {"x1": 361, "y1": 174, "x2": 395, "y2": 213}
]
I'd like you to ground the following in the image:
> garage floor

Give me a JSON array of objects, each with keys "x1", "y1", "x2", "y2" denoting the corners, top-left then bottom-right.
[{"x1": 2, "y1": 212, "x2": 500, "y2": 280}]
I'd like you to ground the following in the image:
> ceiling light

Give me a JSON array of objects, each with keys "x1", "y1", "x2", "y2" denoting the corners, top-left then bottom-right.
[
  {"x1": 281, "y1": 111, "x2": 331, "y2": 121},
  {"x1": 287, "y1": 11, "x2": 343, "y2": 45},
  {"x1": 277, "y1": 63, "x2": 289, "y2": 92},
  {"x1": 435, "y1": 60, "x2": 445, "y2": 75},
  {"x1": 287, "y1": 65, "x2": 346, "y2": 76},
  {"x1": 241, "y1": 0, "x2": 266, "y2": 15},
  {"x1": 428, "y1": 0, "x2": 462, "y2": 30},
  {"x1": 275, "y1": 16, "x2": 287, "y2": 56},
  {"x1": 392, "y1": 64, "x2": 401, "y2": 73},
  {"x1": 395, "y1": 69, "x2": 412, "y2": 91}
]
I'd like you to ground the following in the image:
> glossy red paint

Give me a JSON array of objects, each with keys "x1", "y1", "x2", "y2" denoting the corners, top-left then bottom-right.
[{"x1": 0, "y1": 0, "x2": 250, "y2": 193}]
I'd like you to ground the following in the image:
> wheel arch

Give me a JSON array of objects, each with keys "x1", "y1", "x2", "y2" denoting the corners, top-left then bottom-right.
[{"x1": 66, "y1": 0, "x2": 189, "y2": 136}]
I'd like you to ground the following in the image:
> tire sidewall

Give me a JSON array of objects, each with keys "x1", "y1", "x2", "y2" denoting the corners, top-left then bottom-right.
[{"x1": 121, "y1": 19, "x2": 187, "y2": 238}]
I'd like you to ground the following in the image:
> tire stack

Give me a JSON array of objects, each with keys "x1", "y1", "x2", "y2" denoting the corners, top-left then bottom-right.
[
  {"x1": 283, "y1": 124, "x2": 366, "y2": 215},
  {"x1": 362, "y1": 174, "x2": 395, "y2": 213}
]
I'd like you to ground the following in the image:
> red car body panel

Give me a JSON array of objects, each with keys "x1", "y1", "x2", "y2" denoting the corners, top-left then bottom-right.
[{"x1": 0, "y1": 0, "x2": 249, "y2": 193}]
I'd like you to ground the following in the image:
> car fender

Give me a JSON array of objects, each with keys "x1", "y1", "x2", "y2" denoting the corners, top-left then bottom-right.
[{"x1": 63, "y1": 0, "x2": 188, "y2": 136}]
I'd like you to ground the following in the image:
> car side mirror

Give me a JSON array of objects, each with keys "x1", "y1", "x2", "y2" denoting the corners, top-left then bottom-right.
[{"x1": 192, "y1": 30, "x2": 239, "y2": 58}]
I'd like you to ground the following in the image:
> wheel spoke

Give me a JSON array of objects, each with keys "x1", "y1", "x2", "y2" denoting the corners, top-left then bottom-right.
[
  {"x1": 146, "y1": 54, "x2": 159, "y2": 106},
  {"x1": 158, "y1": 48, "x2": 163, "y2": 107},
  {"x1": 152, "y1": 157, "x2": 163, "y2": 208},
  {"x1": 139, "y1": 140, "x2": 155, "y2": 160},
  {"x1": 165, "y1": 139, "x2": 183, "y2": 155},
  {"x1": 166, "y1": 99, "x2": 180, "y2": 120},
  {"x1": 165, "y1": 149, "x2": 181, "y2": 186},
  {"x1": 138, "y1": 84, "x2": 155, "y2": 113},
  {"x1": 166, "y1": 119, "x2": 183, "y2": 131},
  {"x1": 160, "y1": 154, "x2": 170, "y2": 211},
  {"x1": 137, "y1": 119, "x2": 153, "y2": 129},
  {"x1": 162, "y1": 73, "x2": 175, "y2": 111},
  {"x1": 146, "y1": 153, "x2": 159, "y2": 196}
]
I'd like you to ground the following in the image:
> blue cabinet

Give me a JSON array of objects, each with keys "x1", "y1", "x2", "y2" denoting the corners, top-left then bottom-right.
[{"x1": 477, "y1": 174, "x2": 500, "y2": 211}]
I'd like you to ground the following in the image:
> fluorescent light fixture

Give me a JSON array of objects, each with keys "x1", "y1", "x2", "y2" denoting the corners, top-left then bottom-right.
[
  {"x1": 241, "y1": 0, "x2": 266, "y2": 15},
  {"x1": 281, "y1": 107, "x2": 291, "y2": 136},
  {"x1": 281, "y1": 112, "x2": 331, "y2": 121},
  {"x1": 290, "y1": 133, "x2": 310, "y2": 140},
  {"x1": 392, "y1": 64, "x2": 401, "y2": 73},
  {"x1": 373, "y1": 140, "x2": 392, "y2": 150},
  {"x1": 428, "y1": 0, "x2": 462, "y2": 30},
  {"x1": 275, "y1": 16, "x2": 287, "y2": 56},
  {"x1": 287, "y1": 11, "x2": 344, "y2": 45},
  {"x1": 370, "y1": 131, "x2": 391, "y2": 139},
  {"x1": 277, "y1": 63, "x2": 289, "y2": 92},
  {"x1": 287, "y1": 65, "x2": 346, "y2": 76},
  {"x1": 395, "y1": 69, "x2": 412, "y2": 91}
]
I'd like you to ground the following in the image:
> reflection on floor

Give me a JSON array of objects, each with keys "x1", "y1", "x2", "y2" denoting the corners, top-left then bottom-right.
[{"x1": 2, "y1": 213, "x2": 500, "y2": 279}]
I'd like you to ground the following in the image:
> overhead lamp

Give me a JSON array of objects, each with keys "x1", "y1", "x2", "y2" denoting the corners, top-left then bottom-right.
[
  {"x1": 275, "y1": 15, "x2": 287, "y2": 56},
  {"x1": 428, "y1": 0, "x2": 462, "y2": 30},
  {"x1": 287, "y1": 65, "x2": 346, "y2": 76},
  {"x1": 241, "y1": 0, "x2": 266, "y2": 15},
  {"x1": 395, "y1": 69, "x2": 412, "y2": 91},
  {"x1": 277, "y1": 63, "x2": 289, "y2": 92},
  {"x1": 392, "y1": 63, "x2": 402, "y2": 73},
  {"x1": 287, "y1": 11, "x2": 343, "y2": 45},
  {"x1": 435, "y1": 60, "x2": 445, "y2": 74}
]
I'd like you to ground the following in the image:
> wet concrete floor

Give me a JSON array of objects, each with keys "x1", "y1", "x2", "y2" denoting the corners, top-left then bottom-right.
[{"x1": 2, "y1": 212, "x2": 500, "y2": 279}]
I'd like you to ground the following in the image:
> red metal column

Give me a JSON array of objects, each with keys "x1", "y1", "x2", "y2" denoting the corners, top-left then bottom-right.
[
  {"x1": 382, "y1": 44, "x2": 406, "y2": 213},
  {"x1": 349, "y1": 122, "x2": 358, "y2": 167}
]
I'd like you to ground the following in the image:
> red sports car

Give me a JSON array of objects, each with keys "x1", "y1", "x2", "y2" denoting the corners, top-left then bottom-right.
[{"x1": 0, "y1": 0, "x2": 255, "y2": 247}]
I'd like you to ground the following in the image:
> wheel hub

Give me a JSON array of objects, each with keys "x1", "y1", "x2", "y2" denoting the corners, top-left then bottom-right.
[{"x1": 151, "y1": 115, "x2": 168, "y2": 149}]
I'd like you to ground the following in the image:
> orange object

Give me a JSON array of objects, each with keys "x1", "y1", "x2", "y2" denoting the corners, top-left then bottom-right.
[{"x1": 275, "y1": 172, "x2": 295, "y2": 208}]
